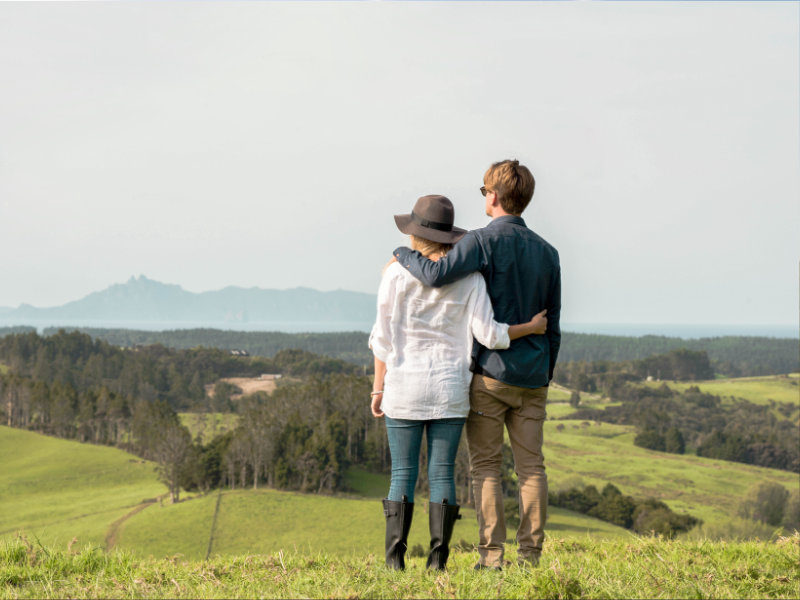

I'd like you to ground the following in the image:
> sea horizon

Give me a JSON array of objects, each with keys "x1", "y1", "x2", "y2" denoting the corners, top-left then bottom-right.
[{"x1": 1, "y1": 319, "x2": 797, "y2": 340}]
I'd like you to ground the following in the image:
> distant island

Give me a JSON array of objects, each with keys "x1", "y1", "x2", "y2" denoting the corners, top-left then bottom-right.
[
  {"x1": 0, "y1": 275, "x2": 377, "y2": 332},
  {"x1": 0, "y1": 275, "x2": 796, "y2": 338}
]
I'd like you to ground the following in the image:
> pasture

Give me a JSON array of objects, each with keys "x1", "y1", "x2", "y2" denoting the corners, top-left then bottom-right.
[
  {"x1": 643, "y1": 373, "x2": 800, "y2": 406},
  {"x1": 116, "y1": 487, "x2": 629, "y2": 560},
  {"x1": 2, "y1": 419, "x2": 796, "y2": 565},
  {"x1": 0, "y1": 426, "x2": 164, "y2": 549},
  {"x1": 178, "y1": 413, "x2": 239, "y2": 444},
  {"x1": 543, "y1": 420, "x2": 798, "y2": 527}
]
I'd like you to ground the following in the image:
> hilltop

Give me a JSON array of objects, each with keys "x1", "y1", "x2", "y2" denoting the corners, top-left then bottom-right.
[
  {"x1": 3, "y1": 535, "x2": 797, "y2": 599},
  {"x1": 0, "y1": 276, "x2": 376, "y2": 329}
]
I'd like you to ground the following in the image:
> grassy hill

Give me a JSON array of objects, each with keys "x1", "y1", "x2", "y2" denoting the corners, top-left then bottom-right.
[
  {"x1": 0, "y1": 427, "x2": 629, "y2": 561},
  {"x1": 3, "y1": 534, "x2": 797, "y2": 599},
  {"x1": 0, "y1": 426, "x2": 164, "y2": 549},
  {"x1": 642, "y1": 373, "x2": 800, "y2": 406},
  {"x1": 116, "y1": 487, "x2": 629, "y2": 560},
  {"x1": 543, "y1": 420, "x2": 797, "y2": 527},
  {"x1": 4, "y1": 418, "x2": 796, "y2": 565}
]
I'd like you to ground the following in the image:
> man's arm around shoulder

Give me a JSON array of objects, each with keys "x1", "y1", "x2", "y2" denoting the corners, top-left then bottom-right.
[{"x1": 393, "y1": 231, "x2": 484, "y2": 287}]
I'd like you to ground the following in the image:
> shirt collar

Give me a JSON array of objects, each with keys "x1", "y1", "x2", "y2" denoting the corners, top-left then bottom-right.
[{"x1": 488, "y1": 214, "x2": 526, "y2": 228}]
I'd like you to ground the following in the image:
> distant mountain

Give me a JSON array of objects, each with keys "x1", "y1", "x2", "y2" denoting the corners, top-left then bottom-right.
[{"x1": 0, "y1": 276, "x2": 377, "y2": 329}]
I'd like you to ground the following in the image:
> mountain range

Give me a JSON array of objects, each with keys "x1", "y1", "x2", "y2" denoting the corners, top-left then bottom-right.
[{"x1": 0, "y1": 276, "x2": 377, "y2": 329}]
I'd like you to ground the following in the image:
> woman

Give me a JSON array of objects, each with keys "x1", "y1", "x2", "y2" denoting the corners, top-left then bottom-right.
[{"x1": 369, "y1": 195, "x2": 546, "y2": 571}]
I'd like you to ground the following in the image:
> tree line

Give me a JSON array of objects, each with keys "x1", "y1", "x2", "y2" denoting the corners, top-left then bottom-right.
[
  {"x1": 549, "y1": 483, "x2": 701, "y2": 538},
  {"x1": 0, "y1": 330, "x2": 383, "y2": 502},
  {"x1": 569, "y1": 382, "x2": 799, "y2": 473},
  {"x1": 18, "y1": 325, "x2": 798, "y2": 377}
]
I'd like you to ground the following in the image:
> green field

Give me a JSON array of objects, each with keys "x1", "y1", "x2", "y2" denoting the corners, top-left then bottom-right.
[
  {"x1": 3, "y1": 535, "x2": 797, "y2": 599},
  {"x1": 2, "y1": 418, "x2": 796, "y2": 564},
  {"x1": 543, "y1": 420, "x2": 797, "y2": 527},
  {"x1": 0, "y1": 426, "x2": 164, "y2": 549},
  {"x1": 1, "y1": 427, "x2": 627, "y2": 561},
  {"x1": 178, "y1": 413, "x2": 239, "y2": 444},
  {"x1": 643, "y1": 373, "x2": 800, "y2": 406},
  {"x1": 116, "y1": 487, "x2": 629, "y2": 560}
]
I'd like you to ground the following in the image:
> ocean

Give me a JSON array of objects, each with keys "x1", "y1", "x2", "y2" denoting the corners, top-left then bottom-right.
[{"x1": 6, "y1": 319, "x2": 798, "y2": 340}]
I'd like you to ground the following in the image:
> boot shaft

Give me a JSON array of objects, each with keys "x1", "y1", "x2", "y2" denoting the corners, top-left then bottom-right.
[
  {"x1": 427, "y1": 500, "x2": 461, "y2": 570},
  {"x1": 383, "y1": 496, "x2": 414, "y2": 570}
]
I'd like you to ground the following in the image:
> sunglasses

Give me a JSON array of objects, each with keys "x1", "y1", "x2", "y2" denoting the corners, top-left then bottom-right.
[{"x1": 480, "y1": 186, "x2": 493, "y2": 196}]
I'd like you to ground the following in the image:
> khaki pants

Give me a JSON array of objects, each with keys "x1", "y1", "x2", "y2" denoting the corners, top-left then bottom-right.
[{"x1": 466, "y1": 374, "x2": 548, "y2": 568}]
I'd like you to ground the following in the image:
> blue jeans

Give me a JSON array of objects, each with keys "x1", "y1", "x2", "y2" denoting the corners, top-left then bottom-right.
[{"x1": 384, "y1": 416, "x2": 465, "y2": 504}]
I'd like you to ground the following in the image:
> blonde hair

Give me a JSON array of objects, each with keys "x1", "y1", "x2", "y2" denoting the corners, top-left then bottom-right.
[
  {"x1": 382, "y1": 235, "x2": 453, "y2": 275},
  {"x1": 484, "y1": 159, "x2": 535, "y2": 215},
  {"x1": 410, "y1": 235, "x2": 452, "y2": 258}
]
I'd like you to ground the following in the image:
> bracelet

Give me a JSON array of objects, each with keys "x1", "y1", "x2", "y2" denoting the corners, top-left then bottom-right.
[{"x1": 370, "y1": 390, "x2": 384, "y2": 396}]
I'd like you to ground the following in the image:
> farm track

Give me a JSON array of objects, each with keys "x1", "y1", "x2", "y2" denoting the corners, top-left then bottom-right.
[{"x1": 105, "y1": 494, "x2": 168, "y2": 551}]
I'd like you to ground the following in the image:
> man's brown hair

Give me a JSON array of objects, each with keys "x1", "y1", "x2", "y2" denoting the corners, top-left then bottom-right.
[{"x1": 483, "y1": 159, "x2": 535, "y2": 215}]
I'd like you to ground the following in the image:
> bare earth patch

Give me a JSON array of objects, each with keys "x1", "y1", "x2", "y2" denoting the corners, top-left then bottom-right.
[{"x1": 205, "y1": 376, "x2": 279, "y2": 400}]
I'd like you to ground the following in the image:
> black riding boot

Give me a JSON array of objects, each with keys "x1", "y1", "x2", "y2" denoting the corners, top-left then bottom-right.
[
  {"x1": 426, "y1": 499, "x2": 461, "y2": 570},
  {"x1": 383, "y1": 496, "x2": 414, "y2": 569}
]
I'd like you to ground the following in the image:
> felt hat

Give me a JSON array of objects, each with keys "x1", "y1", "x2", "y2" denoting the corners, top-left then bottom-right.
[{"x1": 393, "y1": 195, "x2": 467, "y2": 244}]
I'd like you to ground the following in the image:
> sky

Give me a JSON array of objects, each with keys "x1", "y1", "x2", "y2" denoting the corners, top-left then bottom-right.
[{"x1": 0, "y1": 1, "x2": 798, "y2": 329}]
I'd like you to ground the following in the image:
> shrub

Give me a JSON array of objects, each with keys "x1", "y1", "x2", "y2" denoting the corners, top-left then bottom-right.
[
  {"x1": 634, "y1": 429, "x2": 666, "y2": 452},
  {"x1": 738, "y1": 482, "x2": 790, "y2": 526}
]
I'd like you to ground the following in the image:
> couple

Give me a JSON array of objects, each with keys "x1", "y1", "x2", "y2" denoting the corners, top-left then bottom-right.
[{"x1": 369, "y1": 159, "x2": 561, "y2": 571}]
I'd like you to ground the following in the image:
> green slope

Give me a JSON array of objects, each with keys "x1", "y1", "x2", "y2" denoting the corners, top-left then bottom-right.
[
  {"x1": 3, "y1": 421, "x2": 796, "y2": 561},
  {"x1": 118, "y1": 488, "x2": 629, "y2": 560},
  {"x1": 0, "y1": 425, "x2": 164, "y2": 548},
  {"x1": 543, "y1": 420, "x2": 798, "y2": 526},
  {"x1": 642, "y1": 373, "x2": 800, "y2": 406}
]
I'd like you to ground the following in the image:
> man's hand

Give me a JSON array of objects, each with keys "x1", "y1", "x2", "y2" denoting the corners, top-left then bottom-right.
[{"x1": 530, "y1": 309, "x2": 547, "y2": 334}]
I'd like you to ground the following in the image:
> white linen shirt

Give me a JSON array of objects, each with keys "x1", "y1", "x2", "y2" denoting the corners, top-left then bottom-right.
[{"x1": 369, "y1": 261, "x2": 510, "y2": 420}]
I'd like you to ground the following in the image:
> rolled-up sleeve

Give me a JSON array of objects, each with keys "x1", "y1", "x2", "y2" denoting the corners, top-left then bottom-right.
[
  {"x1": 368, "y1": 267, "x2": 397, "y2": 362},
  {"x1": 469, "y1": 275, "x2": 510, "y2": 350}
]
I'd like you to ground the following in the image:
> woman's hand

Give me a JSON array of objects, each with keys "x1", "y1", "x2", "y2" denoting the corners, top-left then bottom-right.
[
  {"x1": 530, "y1": 309, "x2": 547, "y2": 334},
  {"x1": 371, "y1": 392, "x2": 384, "y2": 418}
]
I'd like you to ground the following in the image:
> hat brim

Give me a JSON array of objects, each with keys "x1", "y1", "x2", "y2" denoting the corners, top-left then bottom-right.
[{"x1": 394, "y1": 214, "x2": 467, "y2": 244}]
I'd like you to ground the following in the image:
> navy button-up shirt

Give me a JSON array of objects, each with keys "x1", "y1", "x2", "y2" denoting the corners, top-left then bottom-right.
[{"x1": 393, "y1": 215, "x2": 561, "y2": 389}]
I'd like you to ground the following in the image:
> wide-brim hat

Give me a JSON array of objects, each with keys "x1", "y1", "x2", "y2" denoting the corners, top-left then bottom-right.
[{"x1": 394, "y1": 195, "x2": 467, "y2": 244}]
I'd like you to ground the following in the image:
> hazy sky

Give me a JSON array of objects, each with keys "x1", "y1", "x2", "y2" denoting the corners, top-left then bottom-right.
[{"x1": 1, "y1": 1, "x2": 798, "y2": 327}]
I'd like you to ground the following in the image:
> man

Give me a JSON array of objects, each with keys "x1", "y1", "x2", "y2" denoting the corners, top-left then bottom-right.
[{"x1": 392, "y1": 159, "x2": 561, "y2": 569}]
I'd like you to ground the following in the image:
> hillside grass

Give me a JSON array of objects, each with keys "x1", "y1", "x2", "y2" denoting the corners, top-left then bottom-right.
[
  {"x1": 117, "y1": 488, "x2": 629, "y2": 560},
  {"x1": 0, "y1": 426, "x2": 164, "y2": 549},
  {"x1": 642, "y1": 373, "x2": 800, "y2": 406},
  {"x1": 543, "y1": 420, "x2": 798, "y2": 527},
  {"x1": 2, "y1": 534, "x2": 798, "y2": 599},
  {"x1": 178, "y1": 413, "x2": 239, "y2": 444},
  {"x1": 3, "y1": 419, "x2": 796, "y2": 565}
]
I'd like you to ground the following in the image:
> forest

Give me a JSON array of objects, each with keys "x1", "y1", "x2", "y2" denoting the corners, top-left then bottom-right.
[
  {"x1": 0, "y1": 325, "x2": 792, "y2": 377},
  {"x1": 0, "y1": 329, "x2": 795, "y2": 525}
]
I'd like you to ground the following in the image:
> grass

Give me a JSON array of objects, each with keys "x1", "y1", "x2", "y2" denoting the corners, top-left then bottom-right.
[
  {"x1": 117, "y1": 487, "x2": 629, "y2": 561},
  {"x1": 0, "y1": 361, "x2": 8, "y2": 375},
  {"x1": 642, "y1": 373, "x2": 800, "y2": 406},
  {"x1": 1, "y1": 427, "x2": 627, "y2": 564},
  {"x1": 2, "y1": 534, "x2": 798, "y2": 599},
  {"x1": 0, "y1": 426, "x2": 164, "y2": 549},
  {"x1": 544, "y1": 420, "x2": 798, "y2": 527},
  {"x1": 3, "y1": 418, "x2": 797, "y2": 567},
  {"x1": 178, "y1": 413, "x2": 239, "y2": 444}
]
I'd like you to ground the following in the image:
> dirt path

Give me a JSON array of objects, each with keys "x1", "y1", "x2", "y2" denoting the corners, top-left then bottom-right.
[{"x1": 105, "y1": 495, "x2": 167, "y2": 551}]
